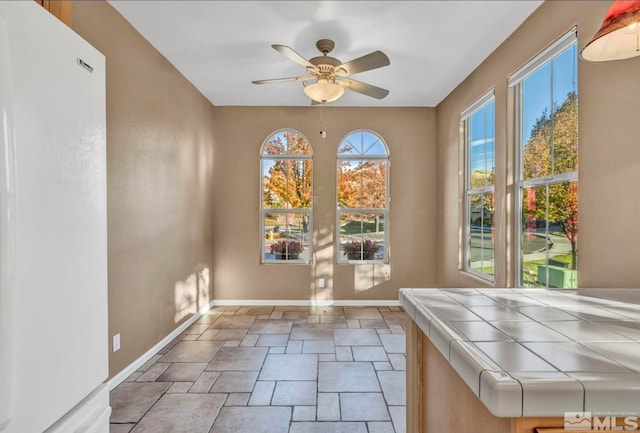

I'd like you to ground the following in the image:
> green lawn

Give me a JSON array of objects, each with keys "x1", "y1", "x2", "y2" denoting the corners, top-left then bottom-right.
[
  {"x1": 471, "y1": 265, "x2": 495, "y2": 276},
  {"x1": 340, "y1": 220, "x2": 384, "y2": 235},
  {"x1": 264, "y1": 215, "x2": 309, "y2": 237}
]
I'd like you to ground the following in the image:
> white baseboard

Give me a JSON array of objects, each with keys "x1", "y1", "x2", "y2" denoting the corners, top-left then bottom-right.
[
  {"x1": 210, "y1": 299, "x2": 401, "y2": 307},
  {"x1": 106, "y1": 299, "x2": 217, "y2": 391},
  {"x1": 106, "y1": 298, "x2": 400, "y2": 390}
]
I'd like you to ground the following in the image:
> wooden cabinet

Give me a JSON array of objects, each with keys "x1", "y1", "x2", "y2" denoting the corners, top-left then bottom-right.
[{"x1": 36, "y1": 0, "x2": 71, "y2": 26}]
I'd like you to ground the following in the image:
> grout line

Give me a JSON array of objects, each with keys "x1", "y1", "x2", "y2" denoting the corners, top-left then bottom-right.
[{"x1": 111, "y1": 306, "x2": 406, "y2": 432}]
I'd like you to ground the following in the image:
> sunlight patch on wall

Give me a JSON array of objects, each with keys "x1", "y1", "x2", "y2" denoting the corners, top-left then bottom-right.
[
  {"x1": 312, "y1": 227, "x2": 334, "y2": 302},
  {"x1": 174, "y1": 266, "x2": 210, "y2": 323},
  {"x1": 354, "y1": 263, "x2": 390, "y2": 293}
]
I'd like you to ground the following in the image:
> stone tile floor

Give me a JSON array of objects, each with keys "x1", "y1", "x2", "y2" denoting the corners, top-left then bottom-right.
[{"x1": 110, "y1": 305, "x2": 406, "y2": 433}]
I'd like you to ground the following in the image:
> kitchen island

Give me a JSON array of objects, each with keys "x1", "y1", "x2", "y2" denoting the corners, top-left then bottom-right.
[{"x1": 400, "y1": 288, "x2": 640, "y2": 433}]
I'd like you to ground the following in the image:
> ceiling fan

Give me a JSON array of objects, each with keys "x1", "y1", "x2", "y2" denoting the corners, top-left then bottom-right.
[{"x1": 252, "y1": 39, "x2": 390, "y2": 104}]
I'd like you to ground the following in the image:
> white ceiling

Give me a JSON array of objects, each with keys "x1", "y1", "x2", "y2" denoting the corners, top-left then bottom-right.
[{"x1": 108, "y1": 1, "x2": 544, "y2": 107}]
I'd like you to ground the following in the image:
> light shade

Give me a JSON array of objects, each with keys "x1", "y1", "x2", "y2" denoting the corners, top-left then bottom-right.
[
  {"x1": 303, "y1": 80, "x2": 344, "y2": 103},
  {"x1": 581, "y1": 1, "x2": 640, "y2": 62}
]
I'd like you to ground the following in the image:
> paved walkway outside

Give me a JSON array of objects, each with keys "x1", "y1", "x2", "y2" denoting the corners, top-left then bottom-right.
[{"x1": 109, "y1": 305, "x2": 407, "y2": 433}]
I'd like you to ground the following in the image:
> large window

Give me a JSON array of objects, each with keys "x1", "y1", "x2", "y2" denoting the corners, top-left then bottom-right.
[
  {"x1": 510, "y1": 29, "x2": 578, "y2": 288},
  {"x1": 461, "y1": 90, "x2": 495, "y2": 280},
  {"x1": 337, "y1": 130, "x2": 389, "y2": 263},
  {"x1": 261, "y1": 130, "x2": 312, "y2": 264}
]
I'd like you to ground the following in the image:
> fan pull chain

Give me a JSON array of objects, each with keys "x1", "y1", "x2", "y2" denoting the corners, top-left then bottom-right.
[{"x1": 319, "y1": 105, "x2": 326, "y2": 138}]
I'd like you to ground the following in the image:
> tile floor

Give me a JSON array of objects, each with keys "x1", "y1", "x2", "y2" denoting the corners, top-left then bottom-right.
[{"x1": 109, "y1": 305, "x2": 407, "y2": 433}]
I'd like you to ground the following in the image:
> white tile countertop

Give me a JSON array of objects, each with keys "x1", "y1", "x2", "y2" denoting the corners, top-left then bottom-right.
[{"x1": 400, "y1": 288, "x2": 640, "y2": 417}]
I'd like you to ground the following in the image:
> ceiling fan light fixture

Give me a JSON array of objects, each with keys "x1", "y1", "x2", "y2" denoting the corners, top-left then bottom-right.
[
  {"x1": 303, "y1": 79, "x2": 345, "y2": 103},
  {"x1": 581, "y1": 1, "x2": 640, "y2": 62}
]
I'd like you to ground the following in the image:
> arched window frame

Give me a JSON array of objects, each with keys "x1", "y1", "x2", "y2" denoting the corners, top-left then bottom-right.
[
  {"x1": 260, "y1": 129, "x2": 313, "y2": 264},
  {"x1": 337, "y1": 129, "x2": 389, "y2": 264}
]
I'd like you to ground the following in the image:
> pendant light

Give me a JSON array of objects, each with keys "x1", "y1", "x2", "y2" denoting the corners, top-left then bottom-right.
[{"x1": 581, "y1": 1, "x2": 640, "y2": 62}]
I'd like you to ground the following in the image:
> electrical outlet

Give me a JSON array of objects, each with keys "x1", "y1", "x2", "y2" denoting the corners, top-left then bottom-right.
[
  {"x1": 113, "y1": 333, "x2": 120, "y2": 352},
  {"x1": 318, "y1": 278, "x2": 325, "y2": 288}
]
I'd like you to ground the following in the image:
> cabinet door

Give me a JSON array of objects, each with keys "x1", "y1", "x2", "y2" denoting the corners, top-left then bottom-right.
[{"x1": 36, "y1": 0, "x2": 71, "y2": 26}]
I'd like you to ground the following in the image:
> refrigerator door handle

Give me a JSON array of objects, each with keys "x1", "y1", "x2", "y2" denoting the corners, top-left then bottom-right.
[{"x1": 0, "y1": 14, "x2": 16, "y2": 433}]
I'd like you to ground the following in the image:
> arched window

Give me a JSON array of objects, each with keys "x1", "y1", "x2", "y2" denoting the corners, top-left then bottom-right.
[
  {"x1": 337, "y1": 130, "x2": 389, "y2": 263},
  {"x1": 261, "y1": 129, "x2": 312, "y2": 264}
]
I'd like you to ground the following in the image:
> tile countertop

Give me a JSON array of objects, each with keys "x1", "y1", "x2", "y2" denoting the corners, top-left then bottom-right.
[{"x1": 399, "y1": 288, "x2": 640, "y2": 418}]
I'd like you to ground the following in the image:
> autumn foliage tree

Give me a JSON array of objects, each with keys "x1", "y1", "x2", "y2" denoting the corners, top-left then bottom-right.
[
  {"x1": 338, "y1": 146, "x2": 387, "y2": 233},
  {"x1": 263, "y1": 132, "x2": 312, "y2": 232},
  {"x1": 523, "y1": 91, "x2": 578, "y2": 269}
]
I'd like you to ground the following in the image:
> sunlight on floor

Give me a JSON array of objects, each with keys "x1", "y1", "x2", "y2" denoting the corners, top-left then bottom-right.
[{"x1": 111, "y1": 305, "x2": 406, "y2": 433}]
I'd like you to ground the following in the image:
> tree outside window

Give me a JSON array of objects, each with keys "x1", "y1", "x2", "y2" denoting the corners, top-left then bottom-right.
[
  {"x1": 514, "y1": 32, "x2": 578, "y2": 288},
  {"x1": 261, "y1": 130, "x2": 312, "y2": 263},
  {"x1": 337, "y1": 130, "x2": 389, "y2": 263}
]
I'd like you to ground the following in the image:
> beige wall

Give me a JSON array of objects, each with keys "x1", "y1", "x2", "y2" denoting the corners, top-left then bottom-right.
[
  {"x1": 212, "y1": 107, "x2": 437, "y2": 301},
  {"x1": 67, "y1": 0, "x2": 638, "y2": 381},
  {"x1": 72, "y1": 1, "x2": 216, "y2": 378},
  {"x1": 70, "y1": 2, "x2": 436, "y2": 379},
  {"x1": 436, "y1": 1, "x2": 640, "y2": 288}
]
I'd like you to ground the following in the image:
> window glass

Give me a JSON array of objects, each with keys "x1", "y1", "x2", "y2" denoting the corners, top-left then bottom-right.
[
  {"x1": 513, "y1": 33, "x2": 578, "y2": 288},
  {"x1": 261, "y1": 130, "x2": 312, "y2": 263},
  {"x1": 337, "y1": 130, "x2": 389, "y2": 263},
  {"x1": 463, "y1": 93, "x2": 495, "y2": 280}
]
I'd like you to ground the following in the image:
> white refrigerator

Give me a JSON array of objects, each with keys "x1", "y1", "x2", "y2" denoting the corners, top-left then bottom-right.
[{"x1": 0, "y1": 2, "x2": 110, "y2": 432}]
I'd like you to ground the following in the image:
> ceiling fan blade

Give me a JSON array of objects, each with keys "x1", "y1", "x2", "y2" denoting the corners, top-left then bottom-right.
[
  {"x1": 334, "y1": 51, "x2": 390, "y2": 76},
  {"x1": 272, "y1": 45, "x2": 317, "y2": 70},
  {"x1": 252, "y1": 77, "x2": 310, "y2": 84},
  {"x1": 338, "y1": 78, "x2": 389, "y2": 99}
]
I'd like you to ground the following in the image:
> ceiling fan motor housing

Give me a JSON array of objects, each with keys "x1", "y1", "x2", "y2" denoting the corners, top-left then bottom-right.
[{"x1": 307, "y1": 56, "x2": 342, "y2": 77}]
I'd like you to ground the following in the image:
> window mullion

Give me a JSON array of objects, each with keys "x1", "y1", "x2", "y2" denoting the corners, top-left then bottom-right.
[{"x1": 521, "y1": 171, "x2": 577, "y2": 188}]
